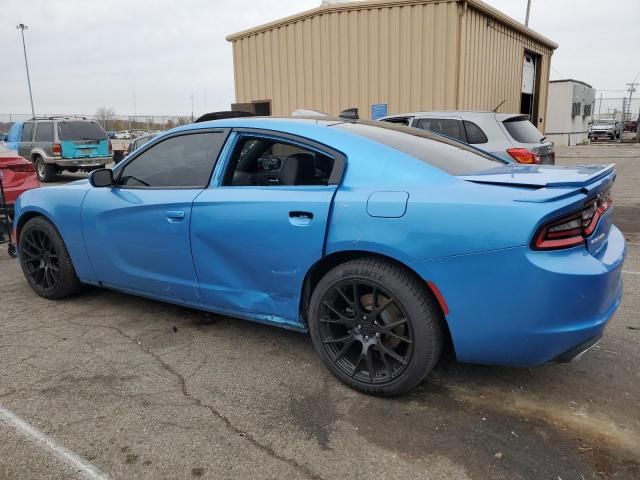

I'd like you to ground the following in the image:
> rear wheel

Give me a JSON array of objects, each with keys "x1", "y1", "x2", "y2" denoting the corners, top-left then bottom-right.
[
  {"x1": 309, "y1": 258, "x2": 443, "y2": 396},
  {"x1": 18, "y1": 217, "x2": 82, "y2": 299},
  {"x1": 34, "y1": 156, "x2": 57, "y2": 183}
]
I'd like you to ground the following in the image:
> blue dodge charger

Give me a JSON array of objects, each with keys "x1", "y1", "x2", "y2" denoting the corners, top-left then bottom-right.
[{"x1": 11, "y1": 117, "x2": 625, "y2": 396}]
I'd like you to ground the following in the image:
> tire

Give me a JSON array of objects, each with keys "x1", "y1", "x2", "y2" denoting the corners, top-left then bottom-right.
[
  {"x1": 18, "y1": 216, "x2": 82, "y2": 300},
  {"x1": 309, "y1": 258, "x2": 443, "y2": 396},
  {"x1": 34, "y1": 156, "x2": 57, "y2": 183}
]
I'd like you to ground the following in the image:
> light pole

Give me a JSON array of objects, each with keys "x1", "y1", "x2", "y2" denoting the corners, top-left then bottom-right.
[
  {"x1": 16, "y1": 24, "x2": 35, "y2": 118},
  {"x1": 525, "y1": 0, "x2": 532, "y2": 26}
]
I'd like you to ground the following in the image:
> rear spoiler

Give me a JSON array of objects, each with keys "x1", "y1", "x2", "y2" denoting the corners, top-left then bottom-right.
[
  {"x1": 195, "y1": 111, "x2": 255, "y2": 123},
  {"x1": 542, "y1": 163, "x2": 616, "y2": 188}
]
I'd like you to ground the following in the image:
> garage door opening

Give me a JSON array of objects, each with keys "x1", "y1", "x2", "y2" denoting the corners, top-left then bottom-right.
[{"x1": 520, "y1": 52, "x2": 542, "y2": 126}]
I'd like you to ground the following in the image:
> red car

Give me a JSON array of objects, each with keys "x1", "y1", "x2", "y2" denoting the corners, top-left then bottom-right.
[{"x1": 0, "y1": 144, "x2": 40, "y2": 217}]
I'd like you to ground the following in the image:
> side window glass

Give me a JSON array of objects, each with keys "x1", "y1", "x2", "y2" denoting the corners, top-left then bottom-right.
[
  {"x1": 34, "y1": 122, "x2": 54, "y2": 142},
  {"x1": 223, "y1": 136, "x2": 335, "y2": 187},
  {"x1": 463, "y1": 121, "x2": 488, "y2": 144},
  {"x1": 415, "y1": 118, "x2": 464, "y2": 141},
  {"x1": 118, "y1": 132, "x2": 225, "y2": 188},
  {"x1": 21, "y1": 123, "x2": 34, "y2": 142}
]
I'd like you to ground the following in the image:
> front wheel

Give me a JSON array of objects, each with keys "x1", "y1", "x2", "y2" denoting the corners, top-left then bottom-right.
[
  {"x1": 18, "y1": 216, "x2": 82, "y2": 299},
  {"x1": 309, "y1": 258, "x2": 443, "y2": 396}
]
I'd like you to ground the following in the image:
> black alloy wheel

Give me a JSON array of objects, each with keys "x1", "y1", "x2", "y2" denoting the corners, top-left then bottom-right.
[
  {"x1": 309, "y1": 258, "x2": 443, "y2": 396},
  {"x1": 20, "y1": 227, "x2": 60, "y2": 291},
  {"x1": 18, "y1": 217, "x2": 82, "y2": 299},
  {"x1": 318, "y1": 280, "x2": 414, "y2": 384}
]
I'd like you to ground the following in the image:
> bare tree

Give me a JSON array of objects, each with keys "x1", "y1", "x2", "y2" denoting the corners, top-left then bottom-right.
[{"x1": 95, "y1": 107, "x2": 116, "y2": 130}]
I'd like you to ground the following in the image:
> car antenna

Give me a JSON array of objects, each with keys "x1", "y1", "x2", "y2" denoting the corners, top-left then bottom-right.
[{"x1": 493, "y1": 100, "x2": 506, "y2": 113}]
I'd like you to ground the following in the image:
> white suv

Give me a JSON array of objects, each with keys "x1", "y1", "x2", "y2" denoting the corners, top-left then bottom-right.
[{"x1": 380, "y1": 111, "x2": 555, "y2": 165}]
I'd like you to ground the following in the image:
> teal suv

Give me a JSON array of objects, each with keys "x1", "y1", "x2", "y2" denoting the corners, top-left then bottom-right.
[{"x1": 8, "y1": 117, "x2": 112, "y2": 182}]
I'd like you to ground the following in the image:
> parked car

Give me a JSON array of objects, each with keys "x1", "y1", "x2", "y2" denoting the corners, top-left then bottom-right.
[
  {"x1": 13, "y1": 117, "x2": 113, "y2": 182},
  {"x1": 131, "y1": 130, "x2": 150, "y2": 139},
  {"x1": 115, "y1": 131, "x2": 131, "y2": 140},
  {"x1": 0, "y1": 145, "x2": 40, "y2": 218},
  {"x1": 0, "y1": 132, "x2": 7, "y2": 143},
  {"x1": 624, "y1": 119, "x2": 638, "y2": 132},
  {"x1": 126, "y1": 133, "x2": 159, "y2": 157},
  {"x1": 589, "y1": 119, "x2": 623, "y2": 140},
  {"x1": 107, "y1": 131, "x2": 118, "y2": 139},
  {"x1": 380, "y1": 111, "x2": 555, "y2": 164},
  {"x1": 12, "y1": 117, "x2": 625, "y2": 396}
]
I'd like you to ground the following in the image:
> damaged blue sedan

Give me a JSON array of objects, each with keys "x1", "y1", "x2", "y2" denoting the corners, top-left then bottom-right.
[{"x1": 12, "y1": 117, "x2": 625, "y2": 396}]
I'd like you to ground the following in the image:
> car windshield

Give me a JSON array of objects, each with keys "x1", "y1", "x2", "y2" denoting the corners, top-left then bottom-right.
[
  {"x1": 595, "y1": 119, "x2": 615, "y2": 125},
  {"x1": 58, "y1": 121, "x2": 108, "y2": 141},
  {"x1": 502, "y1": 118, "x2": 544, "y2": 143},
  {"x1": 332, "y1": 121, "x2": 505, "y2": 175}
]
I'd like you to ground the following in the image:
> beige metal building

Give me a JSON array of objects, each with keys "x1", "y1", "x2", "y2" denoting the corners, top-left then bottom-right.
[{"x1": 227, "y1": 0, "x2": 557, "y2": 129}]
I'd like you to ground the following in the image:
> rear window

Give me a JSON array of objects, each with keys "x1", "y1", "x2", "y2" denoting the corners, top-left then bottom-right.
[
  {"x1": 333, "y1": 121, "x2": 504, "y2": 175},
  {"x1": 502, "y1": 118, "x2": 544, "y2": 143},
  {"x1": 57, "y1": 121, "x2": 108, "y2": 141}
]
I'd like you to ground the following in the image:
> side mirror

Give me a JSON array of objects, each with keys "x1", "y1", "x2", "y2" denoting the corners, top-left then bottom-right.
[{"x1": 89, "y1": 168, "x2": 114, "y2": 188}]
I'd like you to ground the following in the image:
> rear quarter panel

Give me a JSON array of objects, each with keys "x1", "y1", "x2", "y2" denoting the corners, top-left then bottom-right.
[{"x1": 325, "y1": 141, "x2": 561, "y2": 263}]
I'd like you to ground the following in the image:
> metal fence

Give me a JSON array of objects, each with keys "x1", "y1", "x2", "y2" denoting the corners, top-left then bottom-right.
[
  {"x1": 592, "y1": 96, "x2": 640, "y2": 122},
  {"x1": 0, "y1": 114, "x2": 195, "y2": 132}
]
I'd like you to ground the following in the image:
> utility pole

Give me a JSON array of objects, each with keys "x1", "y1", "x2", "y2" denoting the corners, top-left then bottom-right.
[
  {"x1": 525, "y1": 0, "x2": 532, "y2": 26},
  {"x1": 191, "y1": 94, "x2": 194, "y2": 122},
  {"x1": 622, "y1": 82, "x2": 638, "y2": 143},
  {"x1": 16, "y1": 24, "x2": 35, "y2": 118},
  {"x1": 133, "y1": 90, "x2": 137, "y2": 129},
  {"x1": 626, "y1": 82, "x2": 638, "y2": 122},
  {"x1": 597, "y1": 91, "x2": 603, "y2": 119}
]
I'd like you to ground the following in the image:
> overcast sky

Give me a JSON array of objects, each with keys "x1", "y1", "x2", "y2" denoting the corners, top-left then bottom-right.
[{"x1": 2, "y1": 0, "x2": 639, "y2": 117}]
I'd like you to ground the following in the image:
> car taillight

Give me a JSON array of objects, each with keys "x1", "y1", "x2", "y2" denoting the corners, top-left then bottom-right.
[
  {"x1": 533, "y1": 190, "x2": 613, "y2": 250},
  {"x1": 507, "y1": 148, "x2": 541, "y2": 164},
  {"x1": 6, "y1": 163, "x2": 35, "y2": 173},
  {"x1": 52, "y1": 143, "x2": 62, "y2": 156},
  {"x1": 109, "y1": 142, "x2": 113, "y2": 154}
]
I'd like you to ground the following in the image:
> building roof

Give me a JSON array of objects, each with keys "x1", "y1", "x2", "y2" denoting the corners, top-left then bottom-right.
[
  {"x1": 382, "y1": 111, "x2": 526, "y2": 120},
  {"x1": 549, "y1": 79, "x2": 594, "y2": 89},
  {"x1": 226, "y1": 0, "x2": 558, "y2": 49}
]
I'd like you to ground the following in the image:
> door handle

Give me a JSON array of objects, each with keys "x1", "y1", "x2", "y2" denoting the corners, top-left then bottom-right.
[
  {"x1": 289, "y1": 211, "x2": 313, "y2": 226},
  {"x1": 166, "y1": 210, "x2": 185, "y2": 222}
]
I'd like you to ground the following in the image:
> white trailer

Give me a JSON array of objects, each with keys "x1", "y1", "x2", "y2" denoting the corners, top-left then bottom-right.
[{"x1": 546, "y1": 79, "x2": 596, "y2": 147}]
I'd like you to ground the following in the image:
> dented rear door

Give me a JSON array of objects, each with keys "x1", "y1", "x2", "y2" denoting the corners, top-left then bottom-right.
[{"x1": 190, "y1": 185, "x2": 337, "y2": 327}]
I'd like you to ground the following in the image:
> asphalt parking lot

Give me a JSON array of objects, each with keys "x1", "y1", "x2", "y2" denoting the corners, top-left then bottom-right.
[{"x1": 1, "y1": 144, "x2": 639, "y2": 480}]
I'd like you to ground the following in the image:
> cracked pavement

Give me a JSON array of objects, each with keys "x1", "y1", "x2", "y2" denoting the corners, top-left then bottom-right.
[{"x1": 1, "y1": 144, "x2": 639, "y2": 479}]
